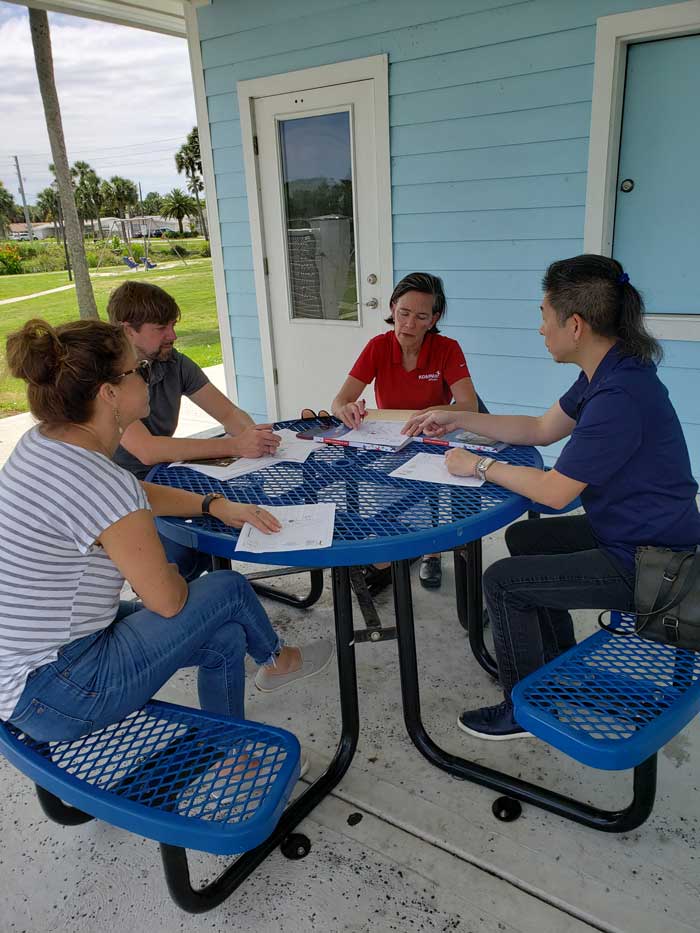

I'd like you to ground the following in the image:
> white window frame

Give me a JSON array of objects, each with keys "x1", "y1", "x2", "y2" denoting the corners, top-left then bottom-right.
[
  {"x1": 237, "y1": 55, "x2": 393, "y2": 420},
  {"x1": 584, "y1": 0, "x2": 700, "y2": 341}
]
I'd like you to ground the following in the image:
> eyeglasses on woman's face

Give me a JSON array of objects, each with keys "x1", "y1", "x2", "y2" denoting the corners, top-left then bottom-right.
[{"x1": 116, "y1": 359, "x2": 151, "y2": 384}]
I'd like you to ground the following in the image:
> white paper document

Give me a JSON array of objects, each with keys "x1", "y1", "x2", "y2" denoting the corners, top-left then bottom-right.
[
  {"x1": 341, "y1": 421, "x2": 411, "y2": 449},
  {"x1": 170, "y1": 429, "x2": 322, "y2": 480},
  {"x1": 235, "y1": 503, "x2": 336, "y2": 554},
  {"x1": 389, "y1": 452, "x2": 484, "y2": 487}
]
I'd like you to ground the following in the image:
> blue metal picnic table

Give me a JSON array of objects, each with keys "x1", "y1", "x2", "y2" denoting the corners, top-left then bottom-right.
[{"x1": 148, "y1": 416, "x2": 554, "y2": 883}]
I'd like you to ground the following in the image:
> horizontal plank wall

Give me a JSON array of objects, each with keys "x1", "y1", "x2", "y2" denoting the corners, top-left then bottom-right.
[{"x1": 195, "y1": 0, "x2": 698, "y2": 475}]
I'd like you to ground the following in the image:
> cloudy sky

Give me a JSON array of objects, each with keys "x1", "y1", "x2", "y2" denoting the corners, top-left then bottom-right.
[{"x1": 0, "y1": 1, "x2": 197, "y2": 205}]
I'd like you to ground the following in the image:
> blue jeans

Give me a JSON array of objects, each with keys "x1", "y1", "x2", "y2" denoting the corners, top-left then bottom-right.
[
  {"x1": 160, "y1": 527, "x2": 213, "y2": 583},
  {"x1": 9, "y1": 571, "x2": 281, "y2": 743},
  {"x1": 484, "y1": 516, "x2": 635, "y2": 701}
]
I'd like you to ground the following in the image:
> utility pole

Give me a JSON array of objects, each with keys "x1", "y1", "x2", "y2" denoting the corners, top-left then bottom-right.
[{"x1": 13, "y1": 155, "x2": 34, "y2": 240}]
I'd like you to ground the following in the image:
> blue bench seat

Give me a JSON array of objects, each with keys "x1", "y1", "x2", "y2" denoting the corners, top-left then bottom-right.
[
  {"x1": 513, "y1": 613, "x2": 700, "y2": 772},
  {"x1": 0, "y1": 699, "x2": 304, "y2": 910}
]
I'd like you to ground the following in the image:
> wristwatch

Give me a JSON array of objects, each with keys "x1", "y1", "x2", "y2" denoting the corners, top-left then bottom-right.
[
  {"x1": 475, "y1": 456, "x2": 496, "y2": 482},
  {"x1": 201, "y1": 492, "x2": 225, "y2": 515}
]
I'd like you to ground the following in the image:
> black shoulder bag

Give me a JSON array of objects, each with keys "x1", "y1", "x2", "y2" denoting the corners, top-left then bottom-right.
[{"x1": 599, "y1": 547, "x2": 700, "y2": 650}]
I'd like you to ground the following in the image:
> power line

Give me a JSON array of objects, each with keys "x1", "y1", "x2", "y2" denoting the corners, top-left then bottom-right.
[{"x1": 0, "y1": 134, "x2": 190, "y2": 159}]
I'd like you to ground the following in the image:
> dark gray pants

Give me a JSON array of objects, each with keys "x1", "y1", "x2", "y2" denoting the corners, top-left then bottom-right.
[{"x1": 483, "y1": 515, "x2": 635, "y2": 700}]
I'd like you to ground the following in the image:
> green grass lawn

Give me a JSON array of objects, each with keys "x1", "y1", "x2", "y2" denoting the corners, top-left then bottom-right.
[
  {"x1": 0, "y1": 259, "x2": 221, "y2": 416},
  {"x1": 0, "y1": 269, "x2": 75, "y2": 300}
]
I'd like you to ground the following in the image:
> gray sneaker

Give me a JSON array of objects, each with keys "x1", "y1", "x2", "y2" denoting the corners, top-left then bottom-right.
[{"x1": 254, "y1": 639, "x2": 333, "y2": 693}]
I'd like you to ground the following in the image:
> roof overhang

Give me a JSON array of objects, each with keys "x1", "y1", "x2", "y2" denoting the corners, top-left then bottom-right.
[{"x1": 2, "y1": 0, "x2": 210, "y2": 37}]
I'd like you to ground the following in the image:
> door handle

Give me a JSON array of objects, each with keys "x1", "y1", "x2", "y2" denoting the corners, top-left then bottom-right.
[{"x1": 364, "y1": 298, "x2": 379, "y2": 309}]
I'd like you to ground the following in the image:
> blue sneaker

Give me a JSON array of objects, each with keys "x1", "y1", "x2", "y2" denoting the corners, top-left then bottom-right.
[{"x1": 457, "y1": 701, "x2": 532, "y2": 741}]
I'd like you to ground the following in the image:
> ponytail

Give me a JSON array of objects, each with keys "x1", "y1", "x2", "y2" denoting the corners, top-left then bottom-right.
[{"x1": 542, "y1": 254, "x2": 662, "y2": 364}]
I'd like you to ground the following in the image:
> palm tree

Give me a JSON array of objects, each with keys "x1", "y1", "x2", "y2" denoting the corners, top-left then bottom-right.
[
  {"x1": 108, "y1": 176, "x2": 138, "y2": 239},
  {"x1": 175, "y1": 128, "x2": 208, "y2": 239},
  {"x1": 0, "y1": 181, "x2": 18, "y2": 239},
  {"x1": 35, "y1": 186, "x2": 60, "y2": 239},
  {"x1": 142, "y1": 191, "x2": 163, "y2": 216},
  {"x1": 73, "y1": 161, "x2": 103, "y2": 239},
  {"x1": 28, "y1": 9, "x2": 97, "y2": 319},
  {"x1": 161, "y1": 188, "x2": 195, "y2": 235}
]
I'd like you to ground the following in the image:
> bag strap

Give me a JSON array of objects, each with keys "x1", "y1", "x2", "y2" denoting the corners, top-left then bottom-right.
[
  {"x1": 598, "y1": 548, "x2": 700, "y2": 637},
  {"x1": 635, "y1": 549, "x2": 700, "y2": 634}
]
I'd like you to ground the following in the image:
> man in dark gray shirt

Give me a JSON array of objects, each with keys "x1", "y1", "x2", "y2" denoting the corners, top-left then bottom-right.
[
  {"x1": 109, "y1": 281, "x2": 279, "y2": 479},
  {"x1": 108, "y1": 280, "x2": 280, "y2": 578}
]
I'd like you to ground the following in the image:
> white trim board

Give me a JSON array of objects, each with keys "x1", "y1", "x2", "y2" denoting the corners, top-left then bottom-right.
[
  {"x1": 584, "y1": 1, "x2": 700, "y2": 342},
  {"x1": 4, "y1": 0, "x2": 187, "y2": 35},
  {"x1": 184, "y1": 2, "x2": 238, "y2": 402},
  {"x1": 237, "y1": 55, "x2": 394, "y2": 420}
]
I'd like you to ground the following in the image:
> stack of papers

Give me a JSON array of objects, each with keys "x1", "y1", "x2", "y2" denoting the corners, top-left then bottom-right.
[
  {"x1": 235, "y1": 503, "x2": 336, "y2": 553},
  {"x1": 170, "y1": 429, "x2": 322, "y2": 480},
  {"x1": 419, "y1": 429, "x2": 507, "y2": 453},
  {"x1": 389, "y1": 452, "x2": 484, "y2": 487},
  {"x1": 310, "y1": 420, "x2": 412, "y2": 452}
]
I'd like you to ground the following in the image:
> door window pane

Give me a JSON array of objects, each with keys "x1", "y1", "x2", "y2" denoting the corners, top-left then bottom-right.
[{"x1": 279, "y1": 111, "x2": 358, "y2": 322}]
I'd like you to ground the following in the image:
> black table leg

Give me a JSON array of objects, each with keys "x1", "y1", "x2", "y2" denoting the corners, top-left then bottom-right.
[
  {"x1": 211, "y1": 557, "x2": 325, "y2": 610},
  {"x1": 453, "y1": 541, "x2": 498, "y2": 678},
  {"x1": 392, "y1": 557, "x2": 657, "y2": 833},
  {"x1": 160, "y1": 565, "x2": 360, "y2": 912}
]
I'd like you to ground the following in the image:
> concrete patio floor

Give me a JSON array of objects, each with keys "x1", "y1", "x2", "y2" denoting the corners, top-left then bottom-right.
[{"x1": 2, "y1": 378, "x2": 700, "y2": 932}]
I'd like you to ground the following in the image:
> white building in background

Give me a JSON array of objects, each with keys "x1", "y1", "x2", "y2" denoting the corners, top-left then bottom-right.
[{"x1": 9, "y1": 216, "x2": 195, "y2": 241}]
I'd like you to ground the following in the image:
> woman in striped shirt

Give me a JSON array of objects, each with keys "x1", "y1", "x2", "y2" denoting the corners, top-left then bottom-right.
[{"x1": 0, "y1": 319, "x2": 331, "y2": 742}]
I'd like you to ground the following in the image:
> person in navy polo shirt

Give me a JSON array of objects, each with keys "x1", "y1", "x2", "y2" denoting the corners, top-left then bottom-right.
[
  {"x1": 406, "y1": 255, "x2": 700, "y2": 740},
  {"x1": 332, "y1": 272, "x2": 479, "y2": 591}
]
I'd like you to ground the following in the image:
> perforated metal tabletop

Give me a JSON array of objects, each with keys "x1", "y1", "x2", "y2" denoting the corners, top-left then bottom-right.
[{"x1": 148, "y1": 417, "x2": 542, "y2": 566}]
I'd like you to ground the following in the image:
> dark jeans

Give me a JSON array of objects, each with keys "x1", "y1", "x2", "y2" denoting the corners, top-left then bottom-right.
[
  {"x1": 483, "y1": 515, "x2": 635, "y2": 701},
  {"x1": 160, "y1": 529, "x2": 213, "y2": 582}
]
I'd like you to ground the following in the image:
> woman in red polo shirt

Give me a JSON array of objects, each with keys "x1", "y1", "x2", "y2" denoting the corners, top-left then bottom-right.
[{"x1": 331, "y1": 272, "x2": 478, "y2": 590}]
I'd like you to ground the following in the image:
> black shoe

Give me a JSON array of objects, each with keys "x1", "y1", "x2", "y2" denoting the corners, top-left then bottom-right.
[
  {"x1": 419, "y1": 555, "x2": 442, "y2": 589},
  {"x1": 457, "y1": 701, "x2": 532, "y2": 741},
  {"x1": 362, "y1": 564, "x2": 393, "y2": 597}
]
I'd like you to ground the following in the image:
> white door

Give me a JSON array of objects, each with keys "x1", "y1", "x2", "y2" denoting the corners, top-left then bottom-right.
[{"x1": 255, "y1": 81, "x2": 384, "y2": 419}]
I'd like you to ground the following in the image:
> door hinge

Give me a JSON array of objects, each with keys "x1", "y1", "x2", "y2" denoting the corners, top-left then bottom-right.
[
  {"x1": 273, "y1": 367, "x2": 278, "y2": 386},
  {"x1": 253, "y1": 135, "x2": 259, "y2": 156},
  {"x1": 263, "y1": 257, "x2": 269, "y2": 275}
]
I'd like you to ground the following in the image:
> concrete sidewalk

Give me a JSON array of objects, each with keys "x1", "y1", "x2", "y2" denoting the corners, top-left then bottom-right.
[{"x1": 0, "y1": 363, "x2": 226, "y2": 467}]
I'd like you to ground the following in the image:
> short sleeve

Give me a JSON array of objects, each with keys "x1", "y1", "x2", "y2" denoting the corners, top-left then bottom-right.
[
  {"x1": 179, "y1": 354, "x2": 210, "y2": 397},
  {"x1": 554, "y1": 387, "x2": 643, "y2": 486},
  {"x1": 443, "y1": 338, "x2": 470, "y2": 385},
  {"x1": 559, "y1": 372, "x2": 587, "y2": 419},
  {"x1": 50, "y1": 456, "x2": 150, "y2": 555},
  {"x1": 349, "y1": 338, "x2": 378, "y2": 385}
]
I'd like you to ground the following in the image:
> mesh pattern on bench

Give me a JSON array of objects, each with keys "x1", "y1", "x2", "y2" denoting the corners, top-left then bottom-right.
[
  {"x1": 513, "y1": 614, "x2": 700, "y2": 770},
  {"x1": 2, "y1": 701, "x2": 299, "y2": 854},
  {"x1": 150, "y1": 418, "x2": 539, "y2": 553}
]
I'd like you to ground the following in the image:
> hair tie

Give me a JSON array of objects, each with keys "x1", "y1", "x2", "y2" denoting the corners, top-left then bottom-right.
[{"x1": 617, "y1": 272, "x2": 629, "y2": 285}]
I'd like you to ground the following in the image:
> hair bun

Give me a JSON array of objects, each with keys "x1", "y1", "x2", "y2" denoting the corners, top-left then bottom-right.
[{"x1": 6, "y1": 318, "x2": 67, "y2": 387}]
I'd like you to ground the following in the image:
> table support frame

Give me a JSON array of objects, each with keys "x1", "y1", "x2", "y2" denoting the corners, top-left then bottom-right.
[{"x1": 392, "y1": 557, "x2": 657, "y2": 833}]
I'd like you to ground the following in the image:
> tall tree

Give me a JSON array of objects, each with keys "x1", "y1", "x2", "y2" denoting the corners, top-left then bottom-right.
[
  {"x1": 175, "y1": 127, "x2": 208, "y2": 239},
  {"x1": 73, "y1": 161, "x2": 103, "y2": 238},
  {"x1": 35, "y1": 185, "x2": 60, "y2": 238},
  {"x1": 161, "y1": 188, "x2": 195, "y2": 234},
  {"x1": 29, "y1": 9, "x2": 97, "y2": 318},
  {"x1": 108, "y1": 175, "x2": 138, "y2": 239},
  {"x1": 142, "y1": 191, "x2": 163, "y2": 216},
  {"x1": 0, "y1": 181, "x2": 18, "y2": 239}
]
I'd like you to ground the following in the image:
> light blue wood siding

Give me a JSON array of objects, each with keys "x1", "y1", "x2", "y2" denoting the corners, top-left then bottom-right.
[{"x1": 196, "y1": 0, "x2": 697, "y2": 476}]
